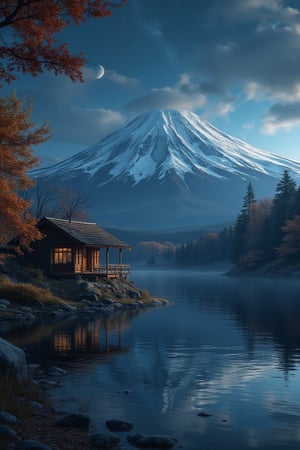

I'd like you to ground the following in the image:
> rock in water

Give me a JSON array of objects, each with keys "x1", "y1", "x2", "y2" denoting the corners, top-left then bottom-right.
[
  {"x1": 106, "y1": 419, "x2": 134, "y2": 431},
  {"x1": 0, "y1": 337, "x2": 27, "y2": 380},
  {"x1": 127, "y1": 433, "x2": 177, "y2": 448},
  {"x1": 90, "y1": 432, "x2": 121, "y2": 448},
  {"x1": 53, "y1": 413, "x2": 91, "y2": 428},
  {"x1": 197, "y1": 412, "x2": 212, "y2": 417}
]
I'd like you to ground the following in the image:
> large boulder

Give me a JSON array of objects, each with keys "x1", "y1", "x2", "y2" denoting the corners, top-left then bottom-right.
[
  {"x1": 106, "y1": 419, "x2": 134, "y2": 432},
  {"x1": 0, "y1": 337, "x2": 27, "y2": 380},
  {"x1": 0, "y1": 410, "x2": 21, "y2": 425},
  {"x1": 53, "y1": 413, "x2": 91, "y2": 429},
  {"x1": 127, "y1": 433, "x2": 177, "y2": 449},
  {"x1": 0, "y1": 423, "x2": 17, "y2": 438},
  {"x1": 90, "y1": 432, "x2": 121, "y2": 449}
]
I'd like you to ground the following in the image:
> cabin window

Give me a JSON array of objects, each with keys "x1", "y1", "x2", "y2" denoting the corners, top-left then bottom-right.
[{"x1": 53, "y1": 247, "x2": 72, "y2": 264}]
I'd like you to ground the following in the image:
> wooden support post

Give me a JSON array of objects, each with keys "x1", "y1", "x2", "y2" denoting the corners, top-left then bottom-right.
[{"x1": 106, "y1": 247, "x2": 109, "y2": 275}]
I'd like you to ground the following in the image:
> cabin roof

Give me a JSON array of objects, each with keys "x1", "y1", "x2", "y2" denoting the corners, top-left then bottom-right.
[{"x1": 39, "y1": 217, "x2": 131, "y2": 249}]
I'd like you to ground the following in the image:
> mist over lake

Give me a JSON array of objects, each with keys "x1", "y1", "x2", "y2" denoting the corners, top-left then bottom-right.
[{"x1": 4, "y1": 269, "x2": 300, "y2": 450}]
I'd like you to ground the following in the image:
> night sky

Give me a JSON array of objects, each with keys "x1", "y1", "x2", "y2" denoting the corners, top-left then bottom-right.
[{"x1": 4, "y1": 0, "x2": 300, "y2": 167}]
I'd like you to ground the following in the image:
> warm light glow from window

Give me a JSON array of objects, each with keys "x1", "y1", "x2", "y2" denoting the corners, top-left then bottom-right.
[
  {"x1": 75, "y1": 248, "x2": 82, "y2": 265},
  {"x1": 53, "y1": 247, "x2": 72, "y2": 264},
  {"x1": 93, "y1": 249, "x2": 100, "y2": 267}
]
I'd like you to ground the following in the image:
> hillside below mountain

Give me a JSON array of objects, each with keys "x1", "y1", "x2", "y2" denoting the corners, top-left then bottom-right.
[{"x1": 31, "y1": 109, "x2": 300, "y2": 230}]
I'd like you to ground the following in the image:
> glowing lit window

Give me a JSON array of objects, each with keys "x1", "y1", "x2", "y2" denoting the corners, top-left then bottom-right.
[{"x1": 53, "y1": 248, "x2": 72, "y2": 264}]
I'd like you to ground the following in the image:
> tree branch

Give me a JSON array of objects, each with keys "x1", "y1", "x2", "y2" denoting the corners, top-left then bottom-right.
[{"x1": 0, "y1": 0, "x2": 24, "y2": 29}]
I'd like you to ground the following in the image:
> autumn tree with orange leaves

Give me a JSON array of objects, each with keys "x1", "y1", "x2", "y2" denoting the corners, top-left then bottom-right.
[
  {"x1": 0, "y1": 0, "x2": 126, "y2": 256},
  {"x1": 0, "y1": 91, "x2": 51, "y2": 253},
  {"x1": 0, "y1": 0, "x2": 126, "y2": 85}
]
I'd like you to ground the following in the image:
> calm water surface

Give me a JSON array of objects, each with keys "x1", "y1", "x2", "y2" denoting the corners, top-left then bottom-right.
[{"x1": 4, "y1": 270, "x2": 300, "y2": 449}]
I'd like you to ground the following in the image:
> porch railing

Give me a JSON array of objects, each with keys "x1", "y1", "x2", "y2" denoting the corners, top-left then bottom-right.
[{"x1": 92, "y1": 264, "x2": 130, "y2": 275}]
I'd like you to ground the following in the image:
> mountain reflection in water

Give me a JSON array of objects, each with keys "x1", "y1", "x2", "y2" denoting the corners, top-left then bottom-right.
[{"x1": 3, "y1": 270, "x2": 300, "y2": 450}]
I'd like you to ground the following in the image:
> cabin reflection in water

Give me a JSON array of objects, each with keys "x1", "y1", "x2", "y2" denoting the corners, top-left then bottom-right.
[{"x1": 52, "y1": 318, "x2": 128, "y2": 355}]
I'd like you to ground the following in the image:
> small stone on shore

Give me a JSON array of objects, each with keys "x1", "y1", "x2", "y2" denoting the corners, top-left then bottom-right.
[
  {"x1": 0, "y1": 410, "x2": 21, "y2": 425},
  {"x1": 53, "y1": 413, "x2": 91, "y2": 429},
  {"x1": 0, "y1": 422, "x2": 17, "y2": 438},
  {"x1": 90, "y1": 431, "x2": 121, "y2": 449},
  {"x1": 106, "y1": 419, "x2": 134, "y2": 432},
  {"x1": 127, "y1": 433, "x2": 177, "y2": 449}
]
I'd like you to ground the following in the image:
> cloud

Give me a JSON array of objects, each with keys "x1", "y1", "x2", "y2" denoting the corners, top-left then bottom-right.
[
  {"x1": 144, "y1": 20, "x2": 163, "y2": 40},
  {"x1": 262, "y1": 101, "x2": 300, "y2": 134},
  {"x1": 205, "y1": 0, "x2": 296, "y2": 21},
  {"x1": 82, "y1": 66, "x2": 98, "y2": 82},
  {"x1": 84, "y1": 66, "x2": 139, "y2": 86},
  {"x1": 207, "y1": 26, "x2": 300, "y2": 100},
  {"x1": 124, "y1": 74, "x2": 237, "y2": 119},
  {"x1": 105, "y1": 70, "x2": 139, "y2": 86},
  {"x1": 137, "y1": 3, "x2": 177, "y2": 61},
  {"x1": 186, "y1": 0, "x2": 300, "y2": 130},
  {"x1": 243, "y1": 122, "x2": 255, "y2": 130},
  {"x1": 125, "y1": 74, "x2": 207, "y2": 114},
  {"x1": 128, "y1": 0, "x2": 300, "y2": 131},
  {"x1": 216, "y1": 99, "x2": 236, "y2": 117},
  {"x1": 50, "y1": 108, "x2": 125, "y2": 145}
]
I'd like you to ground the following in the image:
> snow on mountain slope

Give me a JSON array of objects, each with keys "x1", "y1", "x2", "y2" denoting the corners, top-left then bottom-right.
[{"x1": 33, "y1": 109, "x2": 300, "y2": 185}]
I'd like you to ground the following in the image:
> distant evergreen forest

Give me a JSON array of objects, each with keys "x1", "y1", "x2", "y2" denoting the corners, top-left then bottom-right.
[{"x1": 175, "y1": 170, "x2": 300, "y2": 271}]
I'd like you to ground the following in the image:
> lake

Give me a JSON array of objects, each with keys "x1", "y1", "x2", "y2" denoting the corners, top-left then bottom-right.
[{"x1": 4, "y1": 269, "x2": 300, "y2": 449}]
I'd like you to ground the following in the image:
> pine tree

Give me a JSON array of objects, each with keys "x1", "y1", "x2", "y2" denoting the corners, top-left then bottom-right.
[
  {"x1": 289, "y1": 186, "x2": 300, "y2": 217},
  {"x1": 242, "y1": 182, "x2": 256, "y2": 215},
  {"x1": 233, "y1": 182, "x2": 256, "y2": 262},
  {"x1": 267, "y1": 170, "x2": 297, "y2": 258}
]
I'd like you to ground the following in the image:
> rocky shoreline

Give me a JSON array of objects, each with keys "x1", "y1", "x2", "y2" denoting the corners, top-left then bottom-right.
[
  {"x1": 0, "y1": 263, "x2": 173, "y2": 449},
  {"x1": 0, "y1": 260, "x2": 169, "y2": 328},
  {"x1": 0, "y1": 276, "x2": 168, "y2": 326},
  {"x1": 0, "y1": 359, "x2": 178, "y2": 449}
]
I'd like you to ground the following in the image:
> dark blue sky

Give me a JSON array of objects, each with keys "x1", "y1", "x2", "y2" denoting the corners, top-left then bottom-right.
[{"x1": 4, "y1": 0, "x2": 300, "y2": 166}]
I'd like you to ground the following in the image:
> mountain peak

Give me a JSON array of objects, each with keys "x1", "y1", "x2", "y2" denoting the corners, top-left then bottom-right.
[
  {"x1": 32, "y1": 108, "x2": 300, "y2": 186},
  {"x1": 30, "y1": 109, "x2": 300, "y2": 229}
]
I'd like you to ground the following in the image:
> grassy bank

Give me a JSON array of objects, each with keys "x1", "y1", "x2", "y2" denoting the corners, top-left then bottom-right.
[{"x1": 0, "y1": 281, "x2": 68, "y2": 306}]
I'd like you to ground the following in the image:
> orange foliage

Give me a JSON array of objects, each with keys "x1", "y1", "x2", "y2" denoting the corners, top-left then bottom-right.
[
  {"x1": 0, "y1": 0, "x2": 126, "y2": 85},
  {"x1": 0, "y1": 91, "x2": 51, "y2": 253},
  {"x1": 277, "y1": 215, "x2": 300, "y2": 259},
  {"x1": 136, "y1": 241, "x2": 177, "y2": 263}
]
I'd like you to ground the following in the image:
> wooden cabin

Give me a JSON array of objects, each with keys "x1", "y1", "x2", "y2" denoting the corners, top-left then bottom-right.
[{"x1": 23, "y1": 217, "x2": 131, "y2": 279}]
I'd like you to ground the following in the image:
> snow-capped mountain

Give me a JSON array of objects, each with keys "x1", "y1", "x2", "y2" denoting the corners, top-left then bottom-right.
[
  {"x1": 31, "y1": 110, "x2": 300, "y2": 230},
  {"x1": 34, "y1": 109, "x2": 300, "y2": 184}
]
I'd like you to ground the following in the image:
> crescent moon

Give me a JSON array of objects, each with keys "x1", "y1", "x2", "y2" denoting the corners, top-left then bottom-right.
[{"x1": 96, "y1": 65, "x2": 105, "y2": 79}]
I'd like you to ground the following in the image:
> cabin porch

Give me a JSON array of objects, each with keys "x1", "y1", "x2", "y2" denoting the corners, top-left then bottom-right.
[{"x1": 49, "y1": 245, "x2": 130, "y2": 279}]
